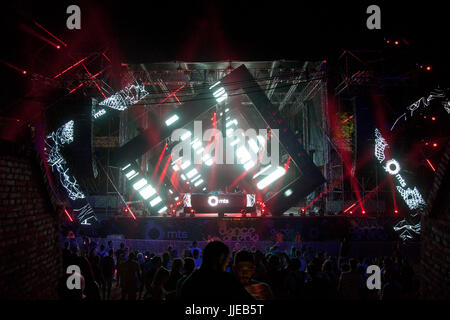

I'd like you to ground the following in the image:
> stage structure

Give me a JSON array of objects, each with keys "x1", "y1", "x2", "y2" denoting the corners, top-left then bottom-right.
[
  {"x1": 43, "y1": 60, "x2": 337, "y2": 220},
  {"x1": 90, "y1": 61, "x2": 333, "y2": 218}
]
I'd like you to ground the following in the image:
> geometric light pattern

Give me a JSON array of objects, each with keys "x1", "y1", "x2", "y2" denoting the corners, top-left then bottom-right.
[
  {"x1": 374, "y1": 128, "x2": 388, "y2": 163},
  {"x1": 99, "y1": 83, "x2": 149, "y2": 111},
  {"x1": 46, "y1": 120, "x2": 85, "y2": 200},
  {"x1": 374, "y1": 128, "x2": 425, "y2": 240},
  {"x1": 393, "y1": 219, "x2": 421, "y2": 241},
  {"x1": 396, "y1": 186, "x2": 426, "y2": 210}
]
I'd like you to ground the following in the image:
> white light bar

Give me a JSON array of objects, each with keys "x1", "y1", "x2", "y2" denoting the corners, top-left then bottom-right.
[
  {"x1": 172, "y1": 164, "x2": 180, "y2": 171},
  {"x1": 168, "y1": 189, "x2": 173, "y2": 194},
  {"x1": 225, "y1": 108, "x2": 230, "y2": 112},
  {"x1": 194, "y1": 179, "x2": 204, "y2": 187},
  {"x1": 205, "y1": 158, "x2": 214, "y2": 166},
  {"x1": 122, "y1": 164, "x2": 131, "y2": 171},
  {"x1": 139, "y1": 185, "x2": 156, "y2": 199},
  {"x1": 257, "y1": 166, "x2": 286, "y2": 190},
  {"x1": 191, "y1": 175, "x2": 201, "y2": 182},
  {"x1": 209, "y1": 81, "x2": 220, "y2": 90},
  {"x1": 180, "y1": 131, "x2": 192, "y2": 141},
  {"x1": 133, "y1": 178, "x2": 147, "y2": 190},
  {"x1": 243, "y1": 160, "x2": 255, "y2": 170},
  {"x1": 253, "y1": 165, "x2": 272, "y2": 179},
  {"x1": 181, "y1": 174, "x2": 186, "y2": 180},
  {"x1": 150, "y1": 196, "x2": 162, "y2": 207},
  {"x1": 174, "y1": 196, "x2": 179, "y2": 201},
  {"x1": 284, "y1": 189, "x2": 293, "y2": 197},
  {"x1": 158, "y1": 206, "x2": 168, "y2": 214},
  {"x1": 186, "y1": 168, "x2": 198, "y2": 179},
  {"x1": 165, "y1": 114, "x2": 179, "y2": 126},
  {"x1": 216, "y1": 94, "x2": 227, "y2": 103},
  {"x1": 181, "y1": 161, "x2": 191, "y2": 170},
  {"x1": 213, "y1": 87, "x2": 225, "y2": 97},
  {"x1": 196, "y1": 147, "x2": 205, "y2": 154},
  {"x1": 128, "y1": 172, "x2": 139, "y2": 180},
  {"x1": 171, "y1": 157, "x2": 182, "y2": 166},
  {"x1": 125, "y1": 170, "x2": 136, "y2": 178}
]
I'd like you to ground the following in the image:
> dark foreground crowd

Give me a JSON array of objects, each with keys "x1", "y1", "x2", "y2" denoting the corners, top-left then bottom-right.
[{"x1": 59, "y1": 237, "x2": 418, "y2": 301}]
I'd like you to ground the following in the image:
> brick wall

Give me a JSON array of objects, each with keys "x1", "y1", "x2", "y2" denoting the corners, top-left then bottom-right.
[
  {"x1": 420, "y1": 140, "x2": 450, "y2": 299},
  {"x1": 0, "y1": 140, "x2": 62, "y2": 299}
]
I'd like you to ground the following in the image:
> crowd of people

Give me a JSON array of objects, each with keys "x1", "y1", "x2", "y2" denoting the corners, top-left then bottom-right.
[{"x1": 59, "y1": 237, "x2": 418, "y2": 301}]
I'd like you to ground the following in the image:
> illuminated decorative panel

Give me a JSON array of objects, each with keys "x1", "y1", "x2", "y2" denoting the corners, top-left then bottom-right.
[{"x1": 99, "y1": 84, "x2": 149, "y2": 111}]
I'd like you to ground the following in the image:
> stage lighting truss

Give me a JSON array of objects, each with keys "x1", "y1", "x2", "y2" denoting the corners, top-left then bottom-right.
[
  {"x1": 99, "y1": 83, "x2": 149, "y2": 111},
  {"x1": 121, "y1": 163, "x2": 168, "y2": 214},
  {"x1": 46, "y1": 120, "x2": 86, "y2": 200},
  {"x1": 116, "y1": 66, "x2": 323, "y2": 216}
]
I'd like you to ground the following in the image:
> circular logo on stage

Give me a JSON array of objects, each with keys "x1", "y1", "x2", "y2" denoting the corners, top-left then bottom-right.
[
  {"x1": 208, "y1": 195, "x2": 219, "y2": 207},
  {"x1": 384, "y1": 159, "x2": 401, "y2": 175}
]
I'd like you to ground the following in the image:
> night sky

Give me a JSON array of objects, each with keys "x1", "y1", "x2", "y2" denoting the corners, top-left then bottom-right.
[{"x1": 0, "y1": 1, "x2": 448, "y2": 120}]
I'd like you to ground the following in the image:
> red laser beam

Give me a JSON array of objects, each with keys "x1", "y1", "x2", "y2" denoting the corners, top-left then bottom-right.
[
  {"x1": 159, "y1": 85, "x2": 185, "y2": 105},
  {"x1": 80, "y1": 62, "x2": 107, "y2": 99},
  {"x1": 426, "y1": 159, "x2": 436, "y2": 172},
  {"x1": 64, "y1": 209, "x2": 73, "y2": 222},
  {"x1": 20, "y1": 23, "x2": 60, "y2": 49},
  {"x1": 68, "y1": 68, "x2": 105, "y2": 94},
  {"x1": 157, "y1": 154, "x2": 172, "y2": 188},
  {"x1": 303, "y1": 178, "x2": 345, "y2": 211},
  {"x1": 125, "y1": 205, "x2": 136, "y2": 220},
  {"x1": 33, "y1": 21, "x2": 67, "y2": 47},
  {"x1": 387, "y1": 174, "x2": 398, "y2": 213},
  {"x1": 151, "y1": 143, "x2": 168, "y2": 182},
  {"x1": 342, "y1": 114, "x2": 354, "y2": 124},
  {"x1": 102, "y1": 52, "x2": 111, "y2": 63},
  {"x1": 53, "y1": 57, "x2": 88, "y2": 79},
  {"x1": 284, "y1": 156, "x2": 291, "y2": 170},
  {"x1": 344, "y1": 203, "x2": 357, "y2": 213},
  {"x1": 0, "y1": 60, "x2": 27, "y2": 75},
  {"x1": 346, "y1": 176, "x2": 390, "y2": 214}
]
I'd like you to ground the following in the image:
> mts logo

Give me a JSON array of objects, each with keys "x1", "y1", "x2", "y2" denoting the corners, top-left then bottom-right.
[{"x1": 167, "y1": 231, "x2": 188, "y2": 240}]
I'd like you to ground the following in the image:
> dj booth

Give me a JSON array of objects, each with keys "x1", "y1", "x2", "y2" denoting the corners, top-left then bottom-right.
[{"x1": 182, "y1": 193, "x2": 256, "y2": 214}]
